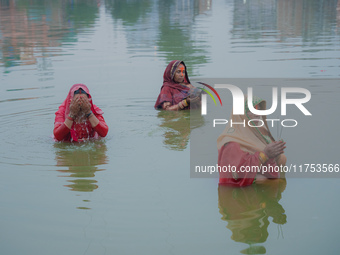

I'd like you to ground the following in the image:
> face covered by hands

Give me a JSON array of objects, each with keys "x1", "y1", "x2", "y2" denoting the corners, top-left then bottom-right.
[
  {"x1": 78, "y1": 95, "x2": 91, "y2": 114},
  {"x1": 69, "y1": 90, "x2": 91, "y2": 117}
]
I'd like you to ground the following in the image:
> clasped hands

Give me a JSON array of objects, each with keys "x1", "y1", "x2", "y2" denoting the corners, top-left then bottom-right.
[{"x1": 69, "y1": 95, "x2": 91, "y2": 117}]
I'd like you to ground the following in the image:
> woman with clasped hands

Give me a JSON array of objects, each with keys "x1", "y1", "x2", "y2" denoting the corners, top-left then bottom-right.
[
  {"x1": 217, "y1": 96, "x2": 286, "y2": 187},
  {"x1": 53, "y1": 84, "x2": 108, "y2": 142}
]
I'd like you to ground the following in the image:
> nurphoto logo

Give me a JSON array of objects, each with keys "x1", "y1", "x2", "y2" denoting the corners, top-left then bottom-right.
[{"x1": 199, "y1": 83, "x2": 312, "y2": 128}]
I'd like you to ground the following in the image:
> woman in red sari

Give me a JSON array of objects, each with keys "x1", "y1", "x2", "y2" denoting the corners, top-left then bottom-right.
[
  {"x1": 217, "y1": 96, "x2": 286, "y2": 187},
  {"x1": 154, "y1": 60, "x2": 200, "y2": 110},
  {"x1": 53, "y1": 84, "x2": 108, "y2": 142}
]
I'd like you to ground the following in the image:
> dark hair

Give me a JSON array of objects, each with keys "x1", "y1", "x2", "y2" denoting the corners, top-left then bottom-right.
[{"x1": 74, "y1": 88, "x2": 88, "y2": 97}]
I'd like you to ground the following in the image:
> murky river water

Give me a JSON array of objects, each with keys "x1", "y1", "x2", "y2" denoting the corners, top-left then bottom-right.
[{"x1": 1, "y1": 0, "x2": 340, "y2": 254}]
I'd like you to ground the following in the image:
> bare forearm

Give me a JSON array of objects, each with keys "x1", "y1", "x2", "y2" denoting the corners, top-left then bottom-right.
[
  {"x1": 87, "y1": 112, "x2": 99, "y2": 127},
  {"x1": 162, "y1": 100, "x2": 188, "y2": 111}
]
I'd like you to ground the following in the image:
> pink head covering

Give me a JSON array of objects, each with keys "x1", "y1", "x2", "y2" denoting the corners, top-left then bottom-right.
[{"x1": 55, "y1": 84, "x2": 103, "y2": 124}]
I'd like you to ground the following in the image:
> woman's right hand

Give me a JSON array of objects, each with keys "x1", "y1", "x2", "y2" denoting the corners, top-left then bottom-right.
[
  {"x1": 263, "y1": 141, "x2": 286, "y2": 159},
  {"x1": 69, "y1": 97, "x2": 81, "y2": 116}
]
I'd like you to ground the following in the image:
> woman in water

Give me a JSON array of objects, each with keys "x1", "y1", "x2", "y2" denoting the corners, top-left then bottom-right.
[
  {"x1": 217, "y1": 96, "x2": 286, "y2": 186},
  {"x1": 154, "y1": 60, "x2": 200, "y2": 110},
  {"x1": 53, "y1": 84, "x2": 108, "y2": 142}
]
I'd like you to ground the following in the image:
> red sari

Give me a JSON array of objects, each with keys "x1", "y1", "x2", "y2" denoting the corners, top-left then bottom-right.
[
  {"x1": 154, "y1": 60, "x2": 192, "y2": 109},
  {"x1": 53, "y1": 84, "x2": 108, "y2": 142}
]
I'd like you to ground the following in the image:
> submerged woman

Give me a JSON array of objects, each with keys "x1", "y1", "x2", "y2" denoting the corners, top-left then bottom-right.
[
  {"x1": 154, "y1": 60, "x2": 200, "y2": 110},
  {"x1": 217, "y1": 96, "x2": 286, "y2": 187},
  {"x1": 53, "y1": 84, "x2": 108, "y2": 142}
]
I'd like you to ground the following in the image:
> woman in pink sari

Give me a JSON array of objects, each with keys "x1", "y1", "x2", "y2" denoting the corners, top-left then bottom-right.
[
  {"x1": 217, "y1": 97, "x2": 286, "y2": 187},
  {"x1": 53, "y1": 84, "x2": 108, "y2": 142},
  {"x1": 155, "y1": 60, "x2": 200, "y2": 110}
]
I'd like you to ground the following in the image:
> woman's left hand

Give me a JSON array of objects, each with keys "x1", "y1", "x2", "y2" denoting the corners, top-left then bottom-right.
[{"x1": 79, "y1": 96, "x2": 91, "y2": 113}]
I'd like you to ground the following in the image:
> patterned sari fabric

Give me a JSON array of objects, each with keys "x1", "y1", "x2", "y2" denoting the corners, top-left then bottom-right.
[{"x1": 154, "y1": 60, "x2": 192, "y2": 109}]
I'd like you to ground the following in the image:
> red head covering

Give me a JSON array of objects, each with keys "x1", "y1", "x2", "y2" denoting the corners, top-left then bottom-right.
[
  {"x1": 154, "y1": 60, "x2": 191, "y2": 109},
  {"x1": 54, "y1": 84, "x2": 105, "y2": 141},
  {"x1": 55, "y1": 84, "x2": 103, "y2": 124}
]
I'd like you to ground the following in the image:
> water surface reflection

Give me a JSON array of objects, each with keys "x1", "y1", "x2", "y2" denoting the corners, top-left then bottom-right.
[
  {"x1": 1, "y1": 0, "x2": 339, "y2": 78},
  {"x1": 232, "y1": 0, "x2": 339, "y2": 42},
  {"x1": 157, "y1": 109, "x2": 204, "y2": 151},
  {"x1": 156, "y1": 0, "x2": 211, "y2": 68},
  {"x1": 54, "y1": 141, "x2": 108, "y2": 193},
  {"x1": 218, "y1": 179, "x2": 287, "y2": 254},
  {"x1": 105, "y1": 0, "x2": 211, "y2": 73},
  {"x1": 230, "y1": 0, "x2": 340, "y2": 76},
  {"x1": 0, "y1": 0, "x2": 99, "y2": 74}
]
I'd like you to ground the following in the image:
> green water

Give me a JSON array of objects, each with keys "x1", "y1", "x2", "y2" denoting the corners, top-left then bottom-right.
[{"x1": 1, "y1": 0, "x2": 340, "y2": 254}]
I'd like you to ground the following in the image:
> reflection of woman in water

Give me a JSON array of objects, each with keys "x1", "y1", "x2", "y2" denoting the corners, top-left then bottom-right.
[
  {"x1": 154, "y1": 60, "x2": 200, "y2": 110},
  {"x1": 157, "y1": 110, "x2": 191, "y2": 151},
  {"x1": 157, "y1": 107, "x2": 205, "y2": 151},
  {"x1": 218, "y1": 179, "x2": 287, "y2": 254},
  {"x1": 53, "y1": 84, "x2": 108, "y2": 142},
  {"x1": 54, "y1": 141, "x2": 108, "y2": 192},
  {"x1": 217, "y1": 97, "x2": 286, "y2": 187}
]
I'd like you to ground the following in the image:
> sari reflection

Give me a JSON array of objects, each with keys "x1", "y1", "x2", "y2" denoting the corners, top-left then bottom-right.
[
  {"x1": 157, "y1": 109, "x2": 204, "y2": 151},
  {"x1": 218, "y1": 179, "x2": 287, "y2": 254},
  {"x1": 54, "y1": 141, "x2": 108, "y2": 192}
]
